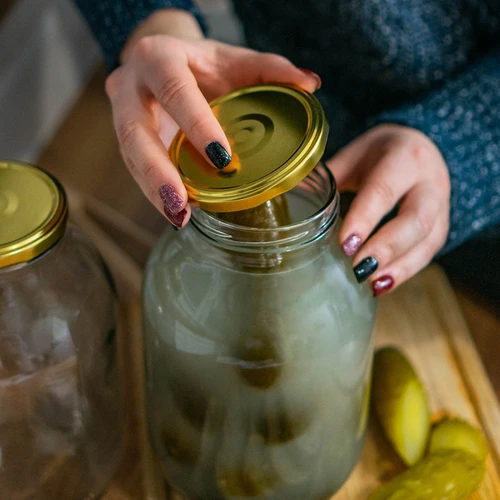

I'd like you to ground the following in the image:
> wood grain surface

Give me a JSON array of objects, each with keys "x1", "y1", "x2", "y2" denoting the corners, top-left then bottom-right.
[
  {"x1": 69, "y1": 196, "x2": 500, "y2": 500},
  {"x1": 36, "y1": 68, "x2": 500, "y2": 499},
  {"x1": 164, "y1": 267, "x2": 500, "y2": 500},
  {"x1": 38, "y1": 67, "x2": 500, "y2": 403}
]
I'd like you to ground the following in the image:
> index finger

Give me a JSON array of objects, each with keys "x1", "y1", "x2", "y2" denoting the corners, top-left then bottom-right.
[{"x1": 140, "y1": 41, "x2": 233, "y2": 171}]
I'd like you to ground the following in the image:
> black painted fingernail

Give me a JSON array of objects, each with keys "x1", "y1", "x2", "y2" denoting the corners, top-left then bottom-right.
[
  {"x1": 206, "y1": 141, "x2": 232, "y2": 170},
  {"x1": 353, "y1": 256, "x2": 378, "y2": 283}
]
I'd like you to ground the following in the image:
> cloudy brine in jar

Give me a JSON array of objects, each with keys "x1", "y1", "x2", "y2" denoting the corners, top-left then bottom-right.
[{"x1": 143, "y1": 164, "x2": 377, "y2": 499}]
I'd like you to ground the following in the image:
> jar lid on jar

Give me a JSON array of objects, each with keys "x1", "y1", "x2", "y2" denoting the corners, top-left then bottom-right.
[
  {"x1": 170, "y1": 84, "x2": 329, "y2": 212},
  {"x1": 0, "y1": 161, "x2": 68, "y2": 268}
]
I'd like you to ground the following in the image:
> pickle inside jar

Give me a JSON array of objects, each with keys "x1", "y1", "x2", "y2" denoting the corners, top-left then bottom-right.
[
  {"x1": 217, "y1": 195, "x2": 292, "y2": 229},
  {"x1": 218, "y1": 195, "x2": 293, "y2": 389}
]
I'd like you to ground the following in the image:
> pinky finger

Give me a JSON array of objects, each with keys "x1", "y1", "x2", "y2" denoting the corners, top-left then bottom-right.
[{"x1": 369, "y1": 220, "x2": 448, "y2": 297}]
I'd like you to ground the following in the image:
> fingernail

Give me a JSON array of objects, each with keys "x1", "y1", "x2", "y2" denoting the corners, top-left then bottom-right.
[
  {"x1": 372, "y1": 275, "x2": 394, "y2": 297},
  {"x1": 298, "y1": 68, "x2": 322, "y2": 89},
  {"x1": 341, "y1": 233, "x2": 362, "y2": 257},
  {"x1": 159, "y1": 184, "x2": 184, "y2": 218},
  {"x1": 353, "y1": 256, "x2": 378, "y2": 283},
  {"x1": 167, "y1": 208, "x2": 187, "y2": 228},
  {"x1": 206, "y1": 141, "x2": 232, "y2": 170}
]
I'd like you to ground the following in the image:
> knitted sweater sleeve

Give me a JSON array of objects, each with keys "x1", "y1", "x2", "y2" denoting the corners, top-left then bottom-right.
[
  {"x1": 375, "y1": 50, "x2": 500, "y2": 255},
  {"x1": 74, "y1": 0, "x2": 207, "y2": 71}
]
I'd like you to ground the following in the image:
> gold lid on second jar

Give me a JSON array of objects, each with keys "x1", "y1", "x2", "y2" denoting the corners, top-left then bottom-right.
[
  {"x1": 0, "y1": 161, "x2": 67, "y2": 268},
  {"x1": 169, "y1": 84, "x2": 329, "y2": 212}
]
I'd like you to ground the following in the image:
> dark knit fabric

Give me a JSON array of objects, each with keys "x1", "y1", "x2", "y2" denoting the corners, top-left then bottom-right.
[
  {"x1": 75, "y1": 0, "x2": 500, "y2": 255},
  {"x1": 74, "y1": 0, "x2": 206, "y2": 70}
]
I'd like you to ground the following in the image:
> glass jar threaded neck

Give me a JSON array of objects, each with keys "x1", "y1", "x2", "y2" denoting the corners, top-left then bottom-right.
[{"x1": 190, "y1": 163, "x2": 339, "y2": 256}]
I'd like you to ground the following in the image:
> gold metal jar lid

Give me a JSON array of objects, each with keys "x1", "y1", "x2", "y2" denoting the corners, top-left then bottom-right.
[
  {"x1": 170, "y1": 84, "x2": 329, "y2": 212},
  {"x1": 0, "y1": 161, "x2": 68, "y2": 268}
]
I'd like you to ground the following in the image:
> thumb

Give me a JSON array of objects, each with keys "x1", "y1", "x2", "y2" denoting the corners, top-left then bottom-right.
[
  {"x1": 225, "y1": 47, "x2": 322, "y2": 93},
  {"x1": 326, "y1": 133, "x2": 379, "y2": 192}
]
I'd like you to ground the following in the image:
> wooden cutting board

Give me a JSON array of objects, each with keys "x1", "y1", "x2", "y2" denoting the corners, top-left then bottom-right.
[
  {"x1": 72, "y1": 197, "x2": 500, "y2": 500},
  {"x1": 158, "y1": 267, "x2": 500, "y2": 500}
]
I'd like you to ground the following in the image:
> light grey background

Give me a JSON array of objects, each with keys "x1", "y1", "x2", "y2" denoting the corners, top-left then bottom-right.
[{"x1": 0, "y1": 0, "x2": 243, "y2": 163}]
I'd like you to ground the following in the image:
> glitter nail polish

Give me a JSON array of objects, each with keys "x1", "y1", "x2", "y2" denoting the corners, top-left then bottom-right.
[
  {"x1": 206, "y1": 142, "x2": 232, "y2": 170},
  {"x1": 159, "y1": 184, "x2": 184, "y2": 218},
  {"x1": 341, "y1": 233, "x2": 362, "y2": 257}
]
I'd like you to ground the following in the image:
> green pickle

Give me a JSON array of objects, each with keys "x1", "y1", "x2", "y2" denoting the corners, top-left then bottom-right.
[
  {"x1": 217, "y1": 195, "x2": 292, "y2": 229},
  {"x1": 257, "y1": 392, "x2": 312, "y2": 444},
  {"x1": 372, "y1": 347, "x2": 431, "y2": 466},
  {"x1": 219, "y1": 195, "x2": 292, "y2": 391},
  {"x1": 217, "y1": 468, "x2": 277, "y2": 498},
  {"x1": 369, "y1": 449, "x2": 485, "y2": 500},
  {"x1": 160, "y1": 424, "x2": 201, "y2": 465},
  {"x1": 237, "y1": 327, "x2": 284, "y2": 389},
  {"x1": 218, "y1": 195, "x2": 292, "y2": 270},
  {"x1": 429, "y1": 417, "x2": 489, "y2": 462}
]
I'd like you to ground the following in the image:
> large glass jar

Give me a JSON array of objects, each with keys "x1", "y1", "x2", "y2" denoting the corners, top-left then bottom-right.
[
  {"x1": 0, "y1": 161, "x2": 124, "y2": 499},
  {"x1": 143, "y1": 164, "x2": 377, "y2": 499}
]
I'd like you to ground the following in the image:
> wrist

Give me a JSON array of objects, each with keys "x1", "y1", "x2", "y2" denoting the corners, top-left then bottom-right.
[{"x1": 121, "y1": 9, "x2": 204, "y2": 64}]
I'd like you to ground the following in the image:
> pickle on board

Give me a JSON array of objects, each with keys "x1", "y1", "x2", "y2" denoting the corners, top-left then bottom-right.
[
  {"x1": 368, "y1": 449, "x2": 485, "y2": 500},
  {"x1": 372, "y1": 347, "x2": 431, "y2": 466},
  {"x1": 217, "y1": 195, "x2": 292, "y2": 228},
  {"x1": 429, "y1": 417, "x2": 488, "y2": 462}
]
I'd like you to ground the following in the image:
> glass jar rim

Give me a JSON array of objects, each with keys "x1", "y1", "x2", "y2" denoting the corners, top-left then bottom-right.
[{"x1": 190, "y1": 163, "x2": 339, "y2": 252}]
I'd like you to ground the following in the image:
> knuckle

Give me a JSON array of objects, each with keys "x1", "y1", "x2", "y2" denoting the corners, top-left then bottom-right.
[
  {"x1": 371, "y1": 180, "x2": 395, "y2": 208},
  {"x1": 368, "y1": 234, "x2": 399, "y2": 268},
  {"x1": 422, "y1": 249, "x2": 435, "y2": 267},
  {"x1": 382, "y1": 238, "x2": 400, "y2": 264},
  {"x1": 420, "y1": 237, "x2": 442, "y2": 268},
  {"x1": 436, "y1": 171, "x2": 451, "y2": 192},
  {"x1": 146, "y1": 183, "x2": 160, "y2": 207},
  {"x1": 141, "y1": 160, "x2": 157, "y2": 183},
  {"x1": 346, "y1": 208, "x2": 372, "y2": 235},
  {"x1": 105, "y1": 68, "x2": 125, "y2": 98},
  {"x1": 134, "y1": 35, "x2": 156, "y2": 59},
  {"x1": 137, "y1": 160, "x2": 160, "y2": 203},
  {"x1": 399, "y1": 263, "x2": 416, "y2": 283},
  {"x1": 116, "y1": 119, "x2": 140, "y2": 151},
  {"x1": 185, "y1": 113, "x2": 212, "y2": 137},
  {"x1": 162, "y1": 34, "x2": 182, "y2": 51},
  {"x1": 409, "y1": 142, "x2": 427, "y2": 162},
  {"x1": 414, "y1": 206, "x2": 434, "y2": 238},
  {"x1": 265, "y1": 53, "x2": 289, "y2": 66},
  {"x1": 433, "y1": 224, "x2": 449, "y2": 252},
  {"x1": 121, "y1": 152, "x2": 137, "y2": 177},
  {"x1": 156, "y1": 75, "x2": 189, "y2": 108}
]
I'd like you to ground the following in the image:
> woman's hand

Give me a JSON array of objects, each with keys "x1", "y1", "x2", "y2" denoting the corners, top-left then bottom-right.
[
  {"x1": 327, "y1": 124, "x2": 451, "y2": 296},
  {"x1": 105, "y1": 10, "x2": 320, "y2": 227}
]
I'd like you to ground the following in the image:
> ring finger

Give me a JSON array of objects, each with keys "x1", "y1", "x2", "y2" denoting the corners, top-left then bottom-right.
[{"x1": 338, "y1": 148, "x2": 416, "y2": 258}]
